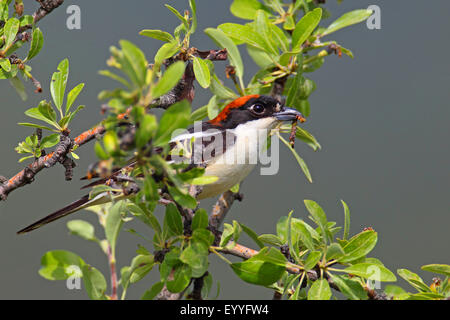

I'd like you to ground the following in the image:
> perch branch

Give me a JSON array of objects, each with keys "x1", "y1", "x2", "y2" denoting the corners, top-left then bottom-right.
[
  {"x1": 209, "y1": 189, "x2": 243, "y2": 230},
  {"x1": 0, "y1": 49, "x2": 228, "y2": 201},
  {"x1": 18, "y1": 0, "x2": 65, "y2": 32}
]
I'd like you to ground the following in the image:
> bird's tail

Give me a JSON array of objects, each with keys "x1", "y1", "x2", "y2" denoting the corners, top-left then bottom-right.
[{"x1": 17, "y1": 192, "x2": 114, "y2": 234}]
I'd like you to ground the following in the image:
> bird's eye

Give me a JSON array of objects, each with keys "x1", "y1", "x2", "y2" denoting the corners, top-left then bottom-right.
[{"x1": 251, "y1": 104, "x2": 265, "y2": 114}]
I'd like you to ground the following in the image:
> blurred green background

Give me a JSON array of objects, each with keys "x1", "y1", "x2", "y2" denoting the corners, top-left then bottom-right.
[{"x1": 0, "y1": 0, "x2": 449, "y2": 299}]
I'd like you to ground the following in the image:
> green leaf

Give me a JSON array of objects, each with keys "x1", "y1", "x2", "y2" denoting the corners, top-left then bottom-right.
[
  {"x1": 38, "y1": 100, "x2": 57, "y2": 123},
  {"x1": 9, "y1": 75, "x2": 27, "y2": 101},
  {"x1": 286, "y1": 56, "x2": 304, "y2": 107},
  {"x1": 4, "y1": 17, "x2": 19, "y2": 48},
  {"x1": 82, "y1": 264, "x2": 107, "y2": 300},
  {"x1": 105, "y1": 200, "x2": 125, "y2": 256},
  {"x1": 167, "y1": 264, "x2": 192, "y2": 293},
  {"x1": 151, "y1": 60, "x2": 185, "y2": 100},
  {"x1": 397, "y1": 268, "x2": 432, "y2": 292},
  {"x1": 65, "y1": 83, "x2": 84, "y2": 114},
  {"x1": 165, "y1": 4, "x2": 189, "y2": 30},
  {"x1": 154, "y1": 100, "x2": 191, "y2": 146},
  {"x1": 210, "y1": 74, "x2": 238, "y2": 100},
  {"x1": 154, "y1": 41, "x2": 179, "y2": 68},
  {"x1": 278, "y1": 133, "x2": 312, "y2": 183},
  {"x1": 192, "y1": 229, "x2": 213, "y2": 246},
  {"x1": 286, "y1": 211, "x2": 301, "y2": 263},
  {"x1": 292, "y1": 8, "x2": 322, "y2": 50},
  {"x1": 204, "y1": 28, "x2": 244, "y2": 81},
  {"x1": 180, "y1": 241, "x2": 209, "y2": 277},
  {"x1": 98, "y1": 70, "x2": 130, "y2": 88},
  {"x1": 329, "y1": 274, "x2": 368, "y2": 300},
  {"x1": 344, "y1": 263, "x2": 397, "y2": 282},
  {"x1": 339, "y1": 230, "x2": 377, "y2": 263},
  {"x1": 283, "y1": 14, "x2": 295, "y2": 31},
  {"x1": 141, "y1": 281, "x2": 165, "y2": 300},
  {"x1": 308, "y1": 279, "x2": 331, "y2": 300},
  {"x1": 295, "y1": 126, "x2": 321, "y2": 151},
  {"x1": 94, "y1": 141, "x2": 109, "y2": 160},
  {"x1": 50, "y1": 59, "x2": 69, "y2": 113},
  {"x1": 0, "y1": 64, "x2": 18, "y2": 79},
  {"x1": 246, "y1": 45, "x2": 273, "y2": 69},
  {"x1": 27, "y1": 27, "x2": 44, "y2": 60},
  {"x1": 62, "y1": 105, "x2": 84, "y2": 128},
  {"x1": 218, "y1": 23, "x2": 271, "y2": 53},
  {"x1": 18, "y1": 122, "x2": 57, "y2": 132},
  {"x1": 103, "y1": 131, "x2": 120, "y2": 155},
  {"x1": 406, "y1": 292, "x2": 445, "y2": 300},
  {"x1": 271, "y1": 24, "x2": 289, "y2": 52},
  {"x1": 127, "y1": 203, "x2": 162, "y2": 234},
  {"x1": 24, "y1": 105, "x2": 58, "y2": 129},
  {"x1": 304, "y1": 251, "x2": 322, "y2": 270},
  {"x1": 119, "y1": 40, "x2": 148, "y2": 88},
  {"x1": 190, "y1": 105, "x2": 208, "y2": 121},
  {"x1": 240, "y1": 223, "x2": 265, "y2": 249},
  {"x1": 325, "y1": 243, "x2": 345, "y2": 261},
  {"x1": 321, "y1": 9, "x2": 373, "y2": 37},
  {"x1": 192, "y1": 56, "x2": 211, "y2": 88},
  {"x1": 231, "y1": 258, "x2": 285, "y2": 286},
  {"x1": 167, "y1": 185, "x2": 197, "y2": 209},
  {"x1": 164, "y1": 203, "x2": 184, "y2": 236},
  {"x1": 67, "y1": 219, "x2": 96, "y2": 241},
  {"x1": 19, "y1": 15, "x2": 34, "y2": 27},
  {"x1": 128, "y1": 254, "x2": 155, "y2": 284},
  {"x1": 192, "y1": 209, "x2": 208, "y2": 230},
  {"x1": 421, "y1": 264, "x2": 450, "y2": 277},
  {"x1": 258, "y1": 234, "x2": 284, "y2": 247},
  {"x1": 341, "y1": 200, "x2": 351, "y2": 240},
  {"x1": 291, "y1": 220, "x2": 315, "y2": 251},
  {"x1": 304, "y1": 200, "x2": 328, "y2": 242},
  {"x1": 189, "y1": 0, "x2": 197, "y2": 33},
  {"x1": 136, "y1": 114, "x2": 157, "y2": 149},
  {"x1": 139, "y1": 29, "x2": 174, "y2": 42},
  {"x1": 206, "y1": 95, "x2": 220, "y2": 120},
  {"x1": 39, "y1": 133, "x2": 59, "y2": 149},
  {"x1": 384, "y1": 285, "x2": 408, "y2": 299},
  {"x1": 253, "y1": 247, "x2": 287, "y2": 266},
  {"x1": 254, "y1": 10, "x2": 278, "y2": 55},
  {"x1": 189, "y1": 175, "x2": 218, "y2": 185},
  {"x1": 39, "y1": 250, "x2": 84, "y2": 280},
  {"x1": 230, "y1": 0, "x2": 269, "y2": 20},
  {"x1": 0, "y1": 58, "x2": 11, "y2": 72},
  {"x1": 220, "y1": 223, "x2": 235, "y2": 248},
  {"x1": 18, "y1": 155, "x2": 34, "y2": 163}
]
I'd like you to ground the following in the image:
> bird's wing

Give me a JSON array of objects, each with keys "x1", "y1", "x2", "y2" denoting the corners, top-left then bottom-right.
[{"x1": 17, "y1": 123, "x2": 235, "y2": 234}]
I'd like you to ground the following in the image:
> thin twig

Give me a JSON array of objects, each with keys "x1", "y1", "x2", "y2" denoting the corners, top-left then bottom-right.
[
  {"x1": 18, "y1": 0, "x2": 65, "y2": 32},
  {"x1": 106, "y1": 244, "x2": 118, "y2": 300}
]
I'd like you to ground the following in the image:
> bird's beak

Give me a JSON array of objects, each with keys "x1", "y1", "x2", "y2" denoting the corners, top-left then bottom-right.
[{"x1": 274, "y1": 107, "x2": 306, "y2": 123}]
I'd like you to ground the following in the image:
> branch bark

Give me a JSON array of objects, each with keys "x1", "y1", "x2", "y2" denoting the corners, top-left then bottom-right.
[
  {"x1": 208, "y1": 189, "x2": 243, "y2": 230},
  {"x1": 19, "y1": 0, "x2": 65, "y2": 32}
]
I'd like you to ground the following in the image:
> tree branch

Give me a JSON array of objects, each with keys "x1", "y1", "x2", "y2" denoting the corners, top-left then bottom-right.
[
  {"x1": 0, "y1": 126, "x2": 104, "y2": 201},
  {"x1": 215, "y1": 242, "x2": 389, "y2": 300},
  {"x1": 19, "y1": 0, "x2": 65, "y2": 32}
]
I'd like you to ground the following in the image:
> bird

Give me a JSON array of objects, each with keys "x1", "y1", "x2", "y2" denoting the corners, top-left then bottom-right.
[{"x1": 17, "y1": 94, "x2": 305, "y2": 234}]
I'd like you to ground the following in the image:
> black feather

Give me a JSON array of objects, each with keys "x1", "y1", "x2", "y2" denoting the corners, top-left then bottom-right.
[{"x1": 17, "y1": 195, "x2": 90, "y2": 234}]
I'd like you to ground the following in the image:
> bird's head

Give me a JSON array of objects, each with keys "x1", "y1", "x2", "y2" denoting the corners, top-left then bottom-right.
[{"x1": 208, "y1": 94, "x2": 305, "y2": 130}]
